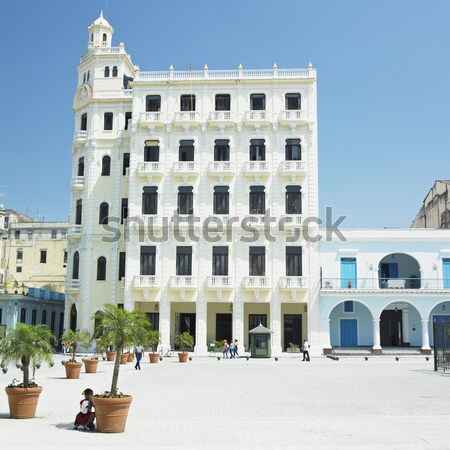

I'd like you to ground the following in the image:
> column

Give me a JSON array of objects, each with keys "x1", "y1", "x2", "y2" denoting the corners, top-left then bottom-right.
[
  {"x1": 322, "y1": 318, "x2": 332, "y2": 355},
  {"x1": 160, "y1": 299, "x2": 170, "y2": 350},
  {"x1": 421, "y1": 319, "x2": 431, "y2": 354},
  {"x1": 195, "y1": 294, "x2": 207, "y2": 356},
  {"x1": 271, "y1": 296, "x2": 282, "y2": 356},
  {"x1": 372, "y1": 319, "x2": 382, "y2": 354},
  {"x1": 402, "y1": 308, "x2": 410, "y2": 346},
  {"x1": 233, "y1": 295, "x2": 244, "y2": 353}
]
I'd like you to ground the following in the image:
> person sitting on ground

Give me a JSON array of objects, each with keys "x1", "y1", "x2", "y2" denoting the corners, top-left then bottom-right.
[{"x1": 74, "y1": 388, "x2": 95, "y2": 430}]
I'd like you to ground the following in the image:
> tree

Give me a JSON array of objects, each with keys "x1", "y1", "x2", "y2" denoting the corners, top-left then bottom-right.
[
  {"x1": 174, "y1": 331, "x2": 194, "y2": 353},
  {"x1": 61, "y1": 329, "x2": 91, "y2": 362}
]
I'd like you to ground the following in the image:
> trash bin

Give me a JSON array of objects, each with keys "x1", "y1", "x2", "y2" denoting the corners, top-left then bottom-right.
[{"x1": 249, "y1": 323, "x2": 274, "y2": 358}]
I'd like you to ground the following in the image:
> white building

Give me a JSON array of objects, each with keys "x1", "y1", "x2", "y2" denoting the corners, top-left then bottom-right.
[{"x1": 66, "y1": 13, "x2": 319, "y2": 355}]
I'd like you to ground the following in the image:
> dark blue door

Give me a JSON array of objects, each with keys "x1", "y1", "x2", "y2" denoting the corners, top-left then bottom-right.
[
  {"x1": 340, "y1": 319, "x2": 357, "y2": 346},
  {"x1": 433, "y1": 315, "x2": 450, "y2": 347}
]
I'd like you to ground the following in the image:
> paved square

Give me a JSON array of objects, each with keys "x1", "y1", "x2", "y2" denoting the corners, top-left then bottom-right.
[{"x1": 1, "y1": 354, "x2": 449, "y2": 449}]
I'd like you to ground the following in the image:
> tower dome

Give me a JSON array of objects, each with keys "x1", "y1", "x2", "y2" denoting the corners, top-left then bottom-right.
[{"x1": 87, "y1": 11, "x2": 114, "y2": 50}]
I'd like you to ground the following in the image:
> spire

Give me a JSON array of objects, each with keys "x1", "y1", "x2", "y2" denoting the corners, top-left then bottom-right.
[{"x1": 87, "y1": 11, "x2": 114, "y2": 50}]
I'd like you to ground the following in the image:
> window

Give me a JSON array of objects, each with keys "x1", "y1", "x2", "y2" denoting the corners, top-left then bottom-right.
[
  {"x1": 176, "y1": 247, "x2": 192, "y2": 276},
  {"x1": 104, "y1": 112, "x2": 113, "y2": 130},
  {"x1": 83, "y1": 73, "x2": 86, "y2": 84},
  {"x1": 40, "y1": 250, "x2": 47, "y2": 264},
  {"x1": 16, "y1": 250, "x2": 23, "y2": 262},
  {"x1": 249, "y1": 247, "x2": 265, "y2": 276},
  {"x1": 50, "y1": 311, "x2": 56, "y2": 333},
  {"x1": 31, "y1": 309, "x2": 37, "y2": 325},
  {"x1": 124, "y1": 112, "x2": 132, "y2": 130},
  {"x1": 78, "y1": 157, "x2": 85, "y2": 176},
  {"x1": 285, "y1": 186, "x2": 302, "y2": 214},
  {"x1": 117, "y1": 303, "x2": 124, "y2": 310},
  {"x1": 123, "y1": 153, "x2": 130, "y2": 175},
  {"x1": 86, "y1": 70, "x2": 90, "y2": 81},
  {"x1": 61, "y1": 230, "x2": 67, "y2": 239},
  {"x1": 179, "y1": 140, "x2": 194, "y2": 161},
  {"x1": 41, "y1": 310, "x2": 47, "y2": 325},
  {"x1": 140, "y1": 246, "x2": 156, "y2": 275},
  {"x1": 443, "y1": 258, "x2": 450, "y2": 289},
  {"x1": 63, "y1": 250, "x2": 68, "y2": 264},
  {"x1": 144, "y1": 140, "x2": 160, "y2": 162},
  {"x1": 99, "y1": 202, "x2": 109, "y2": 224},
  {"x1": 285, "y1": 139, "x2": 301, "y2": 161},
  {"x1": 214, "y1": 139, "x2": 230, "y2": 161},
  {"x1": 104, "y1": 66, "x2": 110, "y2": 77},
  {"x1": 249, "y1": 186, "x2": 265, "y2": 214},
  {"x1": 51, "y1": 230, "x2": 57, "y2": 239},
  {"x1": 20, "y1": 308, "x2": 26, "y2": 324},
  {"x1": 72, "y1": 252, "x2": 79, "y2": 279},
  {"x1": 215, "y1": 94, "x2": 230, "y2": 111},
  {"x1": 75, "y1": 199, "x2": 82, "y2": 225},
  {"x1": 249, "y1": 139, "x2": 265, "y2": 161},
  {"x1": 101, "y1": 155, "x2": 111, "y2": 175},
  {"x1": 97, "y1": 256, "x2": 107, "y2": 281},
  {"x1": 250, "y1": 93, "x2": 265, "y2": 110},
  {"x1": 14, "y1": 230, "x2": 20, "y2": 239},
  {"x1": 213, "y1": 246, "x2": 228, "y2": 276},
  {"x1": 102, "y1": 33, "x2": 107, "y2": 42},
  {"x1": 286, "y1": 247, "x2": 302, "y2": 276},
  {"x1": 81, "y1": 113, "x2": 87, "y2": 131},
  {"x1": 112, "y1": 66, "x2": 118, "y2": 77},
  {"x1": 28, "y1": 230, "x2": 33, "y2": 239},
  {"x1": 16, "y1": 266, "x2": 22, "y2": 273},
  {"x1": 285, "y1": 93, "x2": 301, "y2": 110},
  {"x1": 146, "y1": 95, "x2": 161, "y2": 112},
  {"x1": 121, "y1": 198, "x2": 128, "y2": 224},
  {"x1": 178, "y1": 187, "x2": 193, "y2": 215},
  {"x1": 180, "y1": 94, "x2": 195, "y2": 111},
  {"x1": 340, "y1": 258, "x2": 357, "y2": 289},
  {"x1": 344, "y1": 301, "x2": 354, "y2": 313},
  {"x1": 213, "y1": 186, "x2": 229, "y2": 214},
  {"x1": 118, "y1": 252, "x2": 126, "y2": 280},
  {"x1": 142, "y1": 187, "x2": 158, "y2": 215}
]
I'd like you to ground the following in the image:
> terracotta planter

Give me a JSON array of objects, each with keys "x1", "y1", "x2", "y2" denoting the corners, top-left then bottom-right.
[
  {"x1": 91, "y1": 395, "x2": 133, "y2": 433},
  {"x1": 65, "y1": 361, "x2": 83, "y2": 379},
  {"x1": 127, "y1": 353, "x2": 134, "y2": 363},
  {"x1": 178, "y1": 352, "x2": 188, "y2": 363},
  {"x1": 83, "y1": 359, "x2": 99, "y2": 373},
  {"x1": 106, "y1": 351, "x2": 116, "y2": 362},
  {"x1": 5, "y1": 386, "x2": 43, "y2": 419},
  {"x1": 120, "y1": 353, "x2": 129, "y2": 364},
  {"x1": 149, "y1": 353, "x2": 159, "y2": 364}
]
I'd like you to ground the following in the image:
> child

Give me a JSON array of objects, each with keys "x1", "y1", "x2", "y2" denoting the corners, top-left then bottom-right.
[{"x1": 74, "y1": 388, "x2": 95, "y2": 430}]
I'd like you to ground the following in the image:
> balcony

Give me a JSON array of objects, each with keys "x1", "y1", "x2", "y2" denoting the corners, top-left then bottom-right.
[
  {"x1": 133, "y1": 275, "x2": 161, "y2": 290},
  {"x1": 207, "y1": 111, "x2": 236, "y2": 128},
  {"x1": 170, "y1": 276, "x2": 197, "y2": 289},
  {"x1": 320, "y1": 278, "x2": 450, "y2": 292},
  {"x1": 243, "y1": 161, "x2": 270, "y2": 178},
  {"x1": 279, "y1": 161, "x2": 307, "y2": 179},
  {"x1": 278, "y1": 110, "x2": 307, "y2": 126},
  {"x1": 139, "y1": 112, "x2": 166, "y2": 128},
  {"x1": 172, "y1": 162, "x2": 199, "y2": 178},
  {"x1": 243, "y1": 111, "x2": 272, "y2": 127},
  {"x1": 207, "y1": 161, "x2": 234, "y2": 178},
  {"x1": 66, "y1": 280, "x2": 80, "y2": 292},
  {"x1": 279, "y1": 276, "x2": 307, "y2": 290},
  {"x1": 279, "y1": 214, "x2": 304, "y2": 228},
  {"x1": 243, "y1": 276, "x2": 271, "y2": 290},
  {"x1": 173, "y1": 112, "x2": 202, "y2": 128},
  {"x1": 206, "y1": 276, "x2": 234, "y2": 290},
  {"x1": 136, "y1": 162, "x2": 164, "y2": 179},
  {"x1": 68, "y1": 225, "x2": 82, "y2": 238},
  {"x1": 73, "y1": 131, "x2": 87, "y2": 142},
  {"x1": 70, "y1": 176, "x2": 85, "y2": 190}
]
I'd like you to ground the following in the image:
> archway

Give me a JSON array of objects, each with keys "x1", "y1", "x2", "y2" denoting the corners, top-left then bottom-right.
[
  {"x1": 428, "y1": 300, "x2": 450, "y2": 347},
  {"x1": 70, "y1": 304, "x2": 77, "y2": 331},
  {"x1": 378, "y1": 253, "x2": 420, "y2": 289}
]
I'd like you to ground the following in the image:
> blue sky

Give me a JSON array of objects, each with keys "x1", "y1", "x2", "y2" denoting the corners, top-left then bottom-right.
[{"x1": 1, "y1": 0, "x2": 449, "y2": 226}]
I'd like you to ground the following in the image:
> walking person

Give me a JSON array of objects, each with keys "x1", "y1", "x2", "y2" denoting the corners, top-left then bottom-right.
[
  {"x1": 223, "y1": 340, "x2": 229, "y2": 359},
  {"x1": 134, "y1": 343, "x2": 144, "y2": 370},
  {"x1": 302, "y1": 339, "x2": 310, "y2": 362},
  {"x1": 233, "y1": 339, "x2": 239, "y2": 358},
  {"x1": 229, "y1": 340, "x2": 235, "y2": 358}
]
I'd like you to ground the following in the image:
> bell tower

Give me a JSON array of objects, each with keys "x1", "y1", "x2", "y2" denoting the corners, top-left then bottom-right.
[{"x1": 87, "y1": 11, "x2": 114, "y2": 50}]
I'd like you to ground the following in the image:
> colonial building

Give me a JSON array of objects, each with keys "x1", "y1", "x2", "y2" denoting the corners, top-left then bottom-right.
[
  {"x1": 66, "y1": 13, "x2": 319, "y2": 355},
  {"x1": 412, "y1": 180, "x2": 450, "y2": 229}
]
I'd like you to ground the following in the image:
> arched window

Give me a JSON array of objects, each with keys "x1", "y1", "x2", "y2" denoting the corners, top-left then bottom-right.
[
  {"x1": 20, "y1": 308, "x2": 26, "y2": 323},
  {"x1": 112, "y1": 66, "x2": 118, "y2": 77},
  {"x1": 78, "y1": 157, "x2": 85, "y2": 176},
  {"x1": 70, "y1": 304, "x2": 77, "y2": 331},
  {"x1": 101, "y1": 155, "x2": 111, "y2": 176},
  {"x1": 104, "y1": 66, "x2": 110, "y2": 77},
  {"x1": 41, "y1": 310, "x2": 47, "y2": 325},
  {"x1": 75, "y1": 199, "x2": 82, "y2": 225},
  {"x1": 31, "y1": 309, "x2": 37, "y2": 325},
  {"x1": 285, "y1": 186, "x2": 302, "y2": 214},
  {"x1": 97, "y1": 256, "x2": 107, "y2": 281},
  {"x1": 80, "y1": 113, "x2": 87, "y2": 131},
  {"x1": 86, "y1": 70, "x2": 90, "y2": 81},
  {"x1": 102, "y1": 33, "x2": 107, "y2": 42},
  {"x1": 83, "y1": 73, "x2": 86, "y2": 84},
  {"x1": 99, "y1": 202, "x2": 109, "y2": 224},
  {"x1": 90, "y1": 33, "x2": 94, "y2": 42},
  {"x1": 72, "y1": 251, "x2": 80, "y2": 279},
  {"x1": 50, "y1": 311, "x2": 56, "y2": 333}
]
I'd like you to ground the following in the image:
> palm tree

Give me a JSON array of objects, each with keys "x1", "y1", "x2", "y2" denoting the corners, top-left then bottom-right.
[
  {"x1": 61, "y1": 329, "x2": 91, "y2": 362},
  {"x1": 1, "y1": 323, "x2": 55, "y2": 388},
  {"x1": 174, "y1": 331, "x2": 194, "y2": 353},
  {"x1": 145, "y1": 329, "x2": 161, "y2": 353},
  {"x1": 94, "y1": 304, "x2": 150, "y2": 395}
]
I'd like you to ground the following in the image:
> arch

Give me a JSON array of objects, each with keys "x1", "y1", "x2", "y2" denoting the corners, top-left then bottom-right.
[
  {"x1": 102, "y1": 33, "x2": 107, "y2": 42},
  {"x1": 75, "y1": 199, "x2": 82, "y2": 225},
  {"x1": 97, "y1": 256, "x2": 107, "y2": 280},
  {"x1": 104, "y1": 66, "x2": 110, "y2": 77},
  {"x1": 99, "y1": 202, "x2": 109, "y2": 224},
  {"x1": 20, "y1": 307, "x2": 27, "y2": 323},
  {"x1": 378, "y1": 253, "x2": 421, "y2": 289},
  {"x1": 41, "y1": 309, "x2": 47, "y2": 325},
  {"x1": 427, "y1": 299, "x2": 450, "y2": 318},
  {"x1": 72, "y1": 251, "x2": 80, "y2": 279},
  {"x1": 101, "y1": 155, "x2": 111, "y2": 176},
  {"x1": 112, "y1": 66, "x2": 118, "y2": 77},
  {"x1": 70, "y1": 304, "x2": 77, "y2": 331},
  {"x1": 31, "y1": 309, "x2": 37, "y2": 325}
]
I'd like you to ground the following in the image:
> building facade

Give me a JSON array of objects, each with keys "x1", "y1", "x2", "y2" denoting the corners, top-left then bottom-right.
[
  {"x1": 66, "y1": 13, "x2": 319, "y2": 355},
  {"x1": 412, "y1": 180, "x2": 450, "y2": 229}
]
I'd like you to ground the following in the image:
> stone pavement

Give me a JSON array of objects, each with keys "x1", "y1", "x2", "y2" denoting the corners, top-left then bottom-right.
[{"x1": 1, "y1": 354, "x2": 449, "y2": 449}]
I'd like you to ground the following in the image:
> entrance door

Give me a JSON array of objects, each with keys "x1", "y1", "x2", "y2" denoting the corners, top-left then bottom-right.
[
  {"x1": 340, "y1": 319, "x2": 357, "y2": 346},
  {"x1": 380, "y1": 310, "x2": 402, "y2": 346},
  {"x1": 216, "y1": 313, "x2": 232, "y2": 342},
  {"x1": 283, "y1": 314, "x2": 302, "y2": 351},
  {"x1": 146, "y1": 313, "x2": 159, "y2": 331},
  {"x1": 179, "y1": 313, "x2": 196, "y2": 347}
]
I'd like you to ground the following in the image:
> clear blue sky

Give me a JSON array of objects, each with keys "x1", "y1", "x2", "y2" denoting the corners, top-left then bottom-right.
[{"x1": 1, "y1": 0, "x2": 449, "y2": 226}]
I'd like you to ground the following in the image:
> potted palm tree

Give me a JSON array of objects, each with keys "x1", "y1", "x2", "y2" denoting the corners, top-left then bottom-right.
[
  {"x1": 91, "y1": 304, "x2": 150, "y2": 433},
  {"x1": 145, "y1": 330, "x2": 161, "y2": 363},
  {"x1": 1, "y1": 323, "x2": 55, "y2": 418},
  {"x1": 61, "y1": 329, "x2": 91, "y2": 379},
  {"x1": 174, "y1": 331, "x2": 194, "y2": 363}
]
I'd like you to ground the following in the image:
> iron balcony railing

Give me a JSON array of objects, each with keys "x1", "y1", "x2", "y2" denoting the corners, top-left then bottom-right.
[{"x1": 321, "y1": 277, "x2": 450, "y2": 290}]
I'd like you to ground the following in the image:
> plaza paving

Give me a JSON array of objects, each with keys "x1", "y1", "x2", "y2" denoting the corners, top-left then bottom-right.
[{"x1": 1, "y1": 353, "x2": 449, "y2": 449}]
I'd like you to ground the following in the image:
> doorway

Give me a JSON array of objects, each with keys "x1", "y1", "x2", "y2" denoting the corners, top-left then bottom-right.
[
  {"x1": 340, "y1": 319, "x2": 358, "y2": 346},
  {"x1": 179, "y1": 313, "x2": 196, "y2": 347},
  {"x1": 216, "y1": 313, "x2": 232, "y2": 342},
  {"x1": 380, "y1": 310, "x2": 402, "y2": 346},
  {"x1": 283, "y1": 314, "x2": 302, "y2": 351}
]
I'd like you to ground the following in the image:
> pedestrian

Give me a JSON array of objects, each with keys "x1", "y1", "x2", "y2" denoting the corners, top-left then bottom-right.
[
  {"x1": 74, "y1": 388, "x2": 95, "y2": 431},
  {"x1": 62, "y1": 342, "x2": 68, "y2": 355},
  {"x1": 134, "y1": 343, "x2": 144, "y2": 370},
  {"x1": 302, "y1": 339, "x2": 310, "y2": 362},
  {"x1": 233, "y1": 339, "x2": 239, "y2": 358},
  {"x1": 229, "y1": 340, "x2": 235, "y2": 358},
  {"x1": 223, "y1": 340, "x2": 229, "y2": 359}
]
